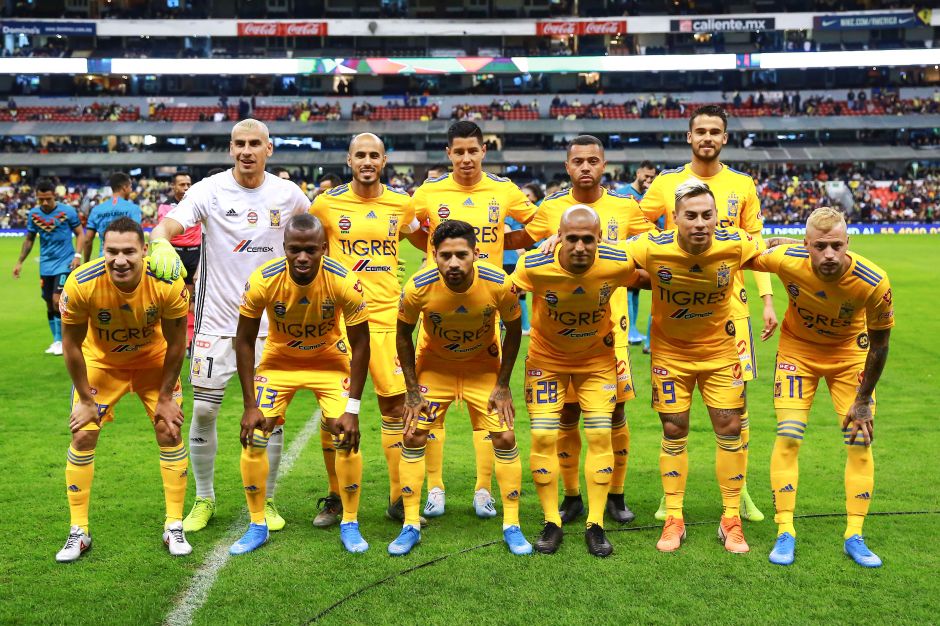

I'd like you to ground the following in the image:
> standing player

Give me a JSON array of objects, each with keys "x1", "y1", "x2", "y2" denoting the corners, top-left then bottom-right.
[
  {"x1": 83, "y1": 172, "x2": 142, "y2": 262},
  {"x1": 148, "y1": 119, "x2": 312, "y2": 533},
  {"x1": 748, "y1": 208, "x2": 893, "y2": 568},
  {"x1": 410, "y1": 120, "x2": 537, "y2": 520},
  {"x1": 513, "y1": 206, "x2": 639, "y2": 557},
  {"x1": 309, "y1": 133, "x2": 422, "y2": 526},
  {"x1": 620, "y1": 161, "x2": 659, "y2": 354},
  {"x1": 506, "y1": 136, "x2": 651, "y2": 525},
  {"x1": 393, "y1": 220, "x2": 529, "y2": 556},
  {"x1": 156, "y1": 172, "x2": 198, "y2": 346},
  {"x1": 13, "y1": 178, "x2": 85, "y2": 355},
  {"x1": 640, "y1": 105, "x2": 776, "y2": 522},
  {"x1": 626, "y1": 181, "x2": 764, "y2": 554},
  {"x1": 230, "y1": 215, "x2": 371, "y2": 555},
  {"x1": 56, "y1": 218, "x2": 190, "y2": 562}
]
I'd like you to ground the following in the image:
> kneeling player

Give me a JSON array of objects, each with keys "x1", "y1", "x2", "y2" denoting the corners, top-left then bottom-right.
[
  {"x1": 230, "y1": 214, "x2": 371, "y2": 555},
  {"x1": 392, "y1": 219, "x2": 530, "y2": 556},
  {"x1": 748, "y1": 208, "x2": 893, "y2": 567},
  {"x1": 57, "y1": 217, "x2": 190, "y2": 562},
  {"x1": 625, "y1": 181, "x2": 763, "y2": 554},
  {"x1": 513, "y1": 205, "x2": 639, "y2": 557}
]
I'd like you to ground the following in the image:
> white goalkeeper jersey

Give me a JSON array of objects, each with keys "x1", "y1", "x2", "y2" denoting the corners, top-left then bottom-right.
[{"x1": 167, "y1": 169, "x2": 311, "y2": 336}]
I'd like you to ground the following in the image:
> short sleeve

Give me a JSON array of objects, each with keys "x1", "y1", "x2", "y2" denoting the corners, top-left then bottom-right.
[
  {"x1": 340, "y1": 274, "x2": 369, "y2": 326},
  {"x1": 623, "y1": 198, "x2": 654, "y2": 237},
  {"x1": 411, "y1": 186, "x2": 429, "y2": 222},
  {"x1": 397, "y1": 282, "x2": 422, "y2": 325},
  {"x1": 167, "y1": 180, "x2": 210, "y2": 230},
  {"x1": 506, "y1": 185, "x2": 537, "y2": 224},
  {"x1": 309, "y1": 192, "x2": 326, "y2": 221},
  {"x1": 66, "y1": 207, "x2": 81, "y2": 230},
  {"x1": 290, "y1": 184, "x2": 311, "y2": 216},
  {"x1": 26, "y1": 210, "x2": 37, "y2": 234},
  {"x1": 495, "y1": 282, "x2": 521, "y2": 322},
  {"x1": 740, "y1": 178, "x2": 765, "y2": 236},
  {"x1": 639, "y1": 179, "x2": 667, "y2": 226},
  {"x1": 523, "y1": 203, "x2": 554, "y2": 241},
  {"x1": 239, "y1": 268, "x2": 268, "y2": 319},
  {"x1": 510, "y1": 256, "x2": 534, "y2": 292},
  {"x1": 866, "y1": 277, "x2": 895, "y2": 331},
  {"x1": 60, "y1": 273, "x2": 88, "y2": 325},
  {"x1": 747, "y1": 244, "x2": 785, "y2": 273},
  {"x1": 86, "y1": 206, "x2": 100, "y2": 232},
  {"x1": 130, "y1": 203, "x2": 142, "y2": 223},
  {"x1": 162, "y1": 278, "x2": 190, "y2": 319},
  {"x1": 738, "y1": 229, "x2": 762, "y2": 266},
  {"x1": 400, "y1": 200, "x2": 418, "y2": 233},
  {"x1": 624, "y1": 234, "x2": 649, "y2": 270}
]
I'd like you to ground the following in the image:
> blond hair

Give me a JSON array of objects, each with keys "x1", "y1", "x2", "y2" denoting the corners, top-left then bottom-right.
[
  {"x1": 806, "y1": 206, "x2": 846, "y2": 233},
  {"x1": 674, "y1": 178, "x2": 714, "y2": 207},
  {"x1": 230, "y1": 118, "x2": 270, "y2": 142}
]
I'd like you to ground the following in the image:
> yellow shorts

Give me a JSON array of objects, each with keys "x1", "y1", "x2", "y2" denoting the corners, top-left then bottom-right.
[
  {"x1": 734, "y1": 315, "x2": 757, "y2": 382},
  {"x1": 254, "y1": 356, "x2": 350, "y2": 422},
  {"x1": 369, "y1": 329, "x2": 406, "y2": 398},
  {"x1": 415, "y1": 355, "x2": 508, "y2": 433},
  {"x1": 565, "y1": 345, "x2": 635, "y2": 404},
  {"x1": 650, "y1": 353, "x2": 745, "y2": 413},
  {"x1": 525, "y1": 359, "x2": 618, "y2": 416},
  {"x1": 774, "y1": 351, "x2": 875, "y2": 416},
  {"x1": 71, "y1": 366, "x2": 183, "y2": 431}
]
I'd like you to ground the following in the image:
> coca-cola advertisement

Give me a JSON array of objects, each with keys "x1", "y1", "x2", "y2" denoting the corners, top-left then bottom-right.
[
  {"x1": 536, "y1": 21, "x2": 579, "y2": 36},
  {"x1": 580, "y1": 20, "x2": 626, "y2": 35},
  {"x1": 237, "y1": 21, "x2": 328, "y2": 37},
  {"x1": 536, "y1": 20, "x2": 626, "y2": 36}
]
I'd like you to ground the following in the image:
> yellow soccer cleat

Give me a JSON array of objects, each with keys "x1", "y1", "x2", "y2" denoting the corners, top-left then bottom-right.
[
  {"x1": 264, "y1": 499, "x2": 286, "y2": 531},
  {"x1": 182, "y1": 496, "x2": 215, "y2": 532},
  {"x1": 740, "y1": 483, "x2": 765, "y2": 522}
]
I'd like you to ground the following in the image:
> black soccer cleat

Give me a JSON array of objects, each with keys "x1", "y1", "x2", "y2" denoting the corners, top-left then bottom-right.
[
  {"x1": 585, "y1": 523, "x2": 613, "y2": 557},
  {"x1": 559, "y1": 494, "x2": 585, "y2": 524},
  {"x1": 606, "y1": 493, "x2": 636, "y2": 524},
  {"x1": 534, "y1": 522, "x2": 564, "y2": 554}
]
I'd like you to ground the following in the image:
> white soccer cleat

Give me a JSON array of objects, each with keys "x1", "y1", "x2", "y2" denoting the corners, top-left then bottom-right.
[
  {"x1": 163, "y1": 521, "x2": 193, "y2": 556},
  {"x1": 45, "y1": 341, "x2": 59, "y2": 354},
  {"x1": 56, "y1": 525, "x2": 92, "y2": 562},
  {"x1": 52, "y1": 341, "x2": 63, "y2": 356},
  {"x1": 473, "y1": 488, "x2": 498, "y2": 518},
  {"x1": 423, "y1": 487, "x2": 445, "y2": 517}
]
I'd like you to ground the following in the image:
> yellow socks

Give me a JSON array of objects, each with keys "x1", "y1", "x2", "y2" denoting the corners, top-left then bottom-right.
[
  {"x1": 399, "y1": 443, "x2": 426, "y2": 527},
  {"x1": 65, "y1": 446, "x2": 95, "y2": 533},
  {"x1": 844, "y1": 435, "x2": 874, "y2": 539},
  {"x1": 715, "y1": 432, "x2": 745, "y2": 518},
  {"x1": 771, "y1": 410, "x2": 806, "y2": 536},
  {"x1": 583, "y1": 415, "x2": 613, "y2": 527},
  {"x1": 425, "y1": 426, "x2": 445, "y2": 491},
  {"x1": 320, "y1": 420, "x2": 339, "y2": 495},
  {"x1": 529, "y1": 414, "x2": 561, "y2": 525},
  {"x1": 159, "y1": 442, "x2": 189, "y2": 527},
  {"x1": 557, "y1": 420, "x2": 582, "y2": 497},
  {"x1": 381, "y1": 417, "x2": 404, "y2": 503},
  {"x1": 335, "y1": 445, "x2": 363, "y2": 523},
  {"x1": 610, "y1": 415, "x2": 629, "y2": 496},
  {"x1": 473, "y1": 429, "x2": 494, "y2": 492},
  {"x1": 240, "y1": 430, "x2": 269, "y2": 524},
  {"x1": 660, "y1": 436, "x2": 688, "y2": 519},
  {"x1": 493, "y1": 444, "x2": 522, "y2": 527}
]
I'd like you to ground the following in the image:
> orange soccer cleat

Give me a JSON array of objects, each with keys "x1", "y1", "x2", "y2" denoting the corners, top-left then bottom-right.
[
  {"x1": 656, "y1": 516, "x2": 686, "y2": 552},
  {"x1": 719, "y1": 515, "x2": 750, "y2": 554}
]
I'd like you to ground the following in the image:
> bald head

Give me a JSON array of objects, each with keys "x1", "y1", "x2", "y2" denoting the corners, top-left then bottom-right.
[
  {"x1": 560, "y1": 205, "x2": 601, "y2": 233},
  {"x1": 349, "y1": 133, "x2": 385, "y2": 154},
  {"x1": 558, "y1": 204, "x2": 601, "y2": 274},
  {"x1": 348, "y1": 133, "x2": 388, "y2": 187}
]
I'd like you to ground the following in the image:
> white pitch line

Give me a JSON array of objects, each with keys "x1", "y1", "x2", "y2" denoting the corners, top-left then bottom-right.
[{"x1": 164, "y1": 410, "x2": 322, "y2": 626}]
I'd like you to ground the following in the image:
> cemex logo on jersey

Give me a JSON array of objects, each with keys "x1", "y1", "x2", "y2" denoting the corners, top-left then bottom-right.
[
  {"x1": 233, "y1": 240, "x2": 275, "y2": 253},
  {"x1": 352, "y1": 259, "x2": 392, "y2": 272}
]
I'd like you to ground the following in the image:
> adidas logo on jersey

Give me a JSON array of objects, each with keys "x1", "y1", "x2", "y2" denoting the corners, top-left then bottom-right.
[
  {"x1": 455, "y1": 305, "x2": 468, "y2": 313},
  {"x1": 366, "y1": 211, "x2": 377, "y2": 219},
  {"x1": 816, "y1": 290, "x2": 828, "y2": 298},
  {"x1": 299, "y1": 296, "x2": 310, "y2": 305},
  {"x1": 225, "y1": 208, "x2": 237, "y2": 217},
  {"x1": 463, "y1": 197, "x2": 475, "y2": 207},
  {"x1": 778, "y1": 484, "x2": 795, "y2": 493},
  {"x1": 120, "y1": 303, "x2": 132, "y2": 311},
  {"x1": 690, "y1": 264, "x2": 703, "y2": 273},
  {"x1": 572, "y1": 286, "x2": 585, "y2": 294}
]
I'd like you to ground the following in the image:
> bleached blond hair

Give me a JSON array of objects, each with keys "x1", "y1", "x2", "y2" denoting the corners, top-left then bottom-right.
[
  {"x1": 230, "y1": 118, "x2": 270, "y2": 142},
  {"x1": 674, "y1": 178, "x2": 715, "y2": 207},
  {"x1": 806, "y1": 206, "x2": 847, "y2": 233}
]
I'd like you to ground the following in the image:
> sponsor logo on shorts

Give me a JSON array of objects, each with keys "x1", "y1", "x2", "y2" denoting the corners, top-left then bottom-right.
[
  {"x1": 603, "y1": 384, "x2": 616, "y2": 391},
  {"x1": 777, "y1": 362, "x2": 797, "y2": 372},
  {"x1": 652, "y1": 366, "x2": 668, "y2": 376},
  {"x1": 254, "y1": 375, "x2": 268, "y2": 383}
]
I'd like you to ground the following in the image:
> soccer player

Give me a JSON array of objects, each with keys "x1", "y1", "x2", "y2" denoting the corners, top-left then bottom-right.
[
  {"x1": 13, "y1": 178, "x2": 85, "y2": 356},
  {"x1": 620, "y1": 161, "x2": 659, "y2": 354},
  {"x1": 748, "y1": 208, "x2": 893, "y2": 568},
  {"x1": 230, "y1": 215, "x2": 371, "y2": 555},
  {"x1": 392, "y1": 219, "x2": 530, "y2": 556},
  {"x1": 625, "y1": 180, "x2": 764, "y2": 554},
  {"x1": 410, "y1": 120, "x2": 537, "y2": 520},
  {"x1": 309, "y1": 133, "x2": 422, "y2": 527},
  {"x1": 56, "y1": 217, "x2": 190, "y2": 562},
  {"x1": 513, "y1": 206, "x2": 639, "y2": 557},
  {"x1": 506, "y1": 136, "x2": 652, "y2": 525},
  {"x1": 640, "y1": 105, "x2": 776, "y2": 522},
  {"x1": 156, "y1": 172, "x2": 198, "y2": 345},
  {"x1": 83, "y1": 172, "x2": 142, "y2": 262},
  {"x1": 148, "y1": 119, "x2": 312, "y2": 532}
]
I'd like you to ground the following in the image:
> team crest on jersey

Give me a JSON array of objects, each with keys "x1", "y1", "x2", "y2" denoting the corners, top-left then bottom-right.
[
  {"x1": 438, "y1": 205, "x2": 450, "y2": 220},
  {"x1": 598, "y1": 282, "x2": 612, "y2": 306},
  {"x1": 727, "y1": 193, "x2": 740, "y2": 218},
  {"x1": 839, "y1": 301, "x2": 855, "y2": 320},
  {"x1": 544, "y1": 291, "x2": 559, "y2": 307},
  {"x1": 787, "y1": 282, "x2": 800, "y2": 298},
  {"x1": 388, "y1": 216, "x2": 399, "y2": 237},
  {"x1": 657, "y1": 266, "x2": 673, "y2": 284},
  {"x1": 321, "y1": 298, "x2": 335, "y2": 320},
  {"x1": 269, "y1": 209, "x2": 281, "y2": 227},
  {"x1": 716, "y1": 262, "x2": 731, "y2": 288},
  {"x1": 247, "y1": 210, "x2": 258, "y2": 225},
  {"x1": 274, "y1": 301, "x2": 287, "y2": 318},
  {"x1": 607, "y1": 218, "x2": 619, "y2": 241},
  {"x1": 97, "y1": 309, "x2": 111, "y2": 324},
  {"x1": 145, "y1": 304, "x2": 159, "y2": 326},
  {"x1": 488, "y1": 198, "x2": 500, "y2": 224}
]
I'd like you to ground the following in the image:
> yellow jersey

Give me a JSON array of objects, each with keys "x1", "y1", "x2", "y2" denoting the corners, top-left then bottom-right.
[
  {"x1": 639, "y1": 162, "x2": 772, "y2": 316},
  {"x1": 240, "y1": 256, "x2": 368, "y2": 364},
  {"x1": 60, "y1": 257, "x2": 189, "y2": 369},
  {"x1": 524, "y1": 187, "x2": 653, "y2": 347},
  {"x1": 625, "y1": 227, "x2": 762, "y2": 361},
  {"x1": 399, "y1": 262, "x2": 520, "y2": 362},
  {"x1": 412, "y1": 172, "x2": 537, "y2": 265},
  {"x1": 511, "y1": 244, "x2": 637, "y2": 373},
  {"x1": 310, "y1": 183, "x2": 416, "y2": 331},
  {"x1": 749, "y1": 245, "x2": 894, "y2": 358}
]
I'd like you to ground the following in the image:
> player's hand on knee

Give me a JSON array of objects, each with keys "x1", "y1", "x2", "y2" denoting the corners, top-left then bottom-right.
[
  {"x1": 843, "y1": 401, "x2": 874, "y2": 447},
  {"x1": 335, "y1": 413, "x2": 361, "y2": 453},
  {"x1": 148, "y1": 238, "x2": 187, "y2": 281},
  {"x1": 402, "y1": 390, "x2": 428, "y2": 437},
  {"x1": 69, "y1": 399, "x2": 101, "y2": 433},
  {"x1": 488, "y1": 384, "x2": 515, "y2": 429},
  {"x1": 240, "y1": 407, "x2": 266, "y2": 448},
  {"x1": 154, "y1": 397, "x2": 185, "y2": 440}
]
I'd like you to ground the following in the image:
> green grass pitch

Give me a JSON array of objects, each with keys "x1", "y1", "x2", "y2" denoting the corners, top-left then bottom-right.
[{"x1": 1, "y1": 235, "x2": 938, "y2": 625}]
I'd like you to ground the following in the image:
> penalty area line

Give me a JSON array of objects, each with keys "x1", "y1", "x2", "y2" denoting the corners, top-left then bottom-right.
[{"x1": 163, "y1": 409, "x2": 322, "y2": 626}]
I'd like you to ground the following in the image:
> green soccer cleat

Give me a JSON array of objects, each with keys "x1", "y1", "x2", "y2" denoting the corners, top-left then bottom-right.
[
  {"x1": 182, "y1": 496, "x2": 215, "y2": 532},
  {"x1": 264, "y1": 499, "x2": 286, "y2": 531},
  {"x1": 740, "y1": 483, "x2": 765, "y2": 522},
  {"x1": 654, "y1": 495, "x2": 667, "y2": 522}
]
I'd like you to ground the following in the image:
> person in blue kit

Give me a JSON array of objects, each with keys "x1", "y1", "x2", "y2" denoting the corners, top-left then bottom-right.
[
  {"x1": 83, "y1": 172, "x2": 142, "y2": 261},
  {"x1": 12, "y1": 178, "x2": 86, "y2": 356},
  {"x1": 508, "y1": 182, "x2": 545, "y2": 335},
  {"x1": 619, "y1": 161, "x2": 659, "y2": 353}
]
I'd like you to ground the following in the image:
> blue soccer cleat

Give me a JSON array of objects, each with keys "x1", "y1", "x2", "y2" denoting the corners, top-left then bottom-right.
[
  {"x1": 340, "y1": 521, "x2": 369, "y2": 553},
  {"x1": 844, "y1": 534, "x2": 882, "y2": 568},
  {"x1": 229, "y1": 523, "x2": 269, "y2": 556},
  {"x1": 388, "y1": 525, "x2": 421, "y2": 556},
  {"x1": 769, "y1": 532, "x2": 796, "y2": 566},
  {"x1": 503, "y1": 525, "x2": 532, "y2": 555}
]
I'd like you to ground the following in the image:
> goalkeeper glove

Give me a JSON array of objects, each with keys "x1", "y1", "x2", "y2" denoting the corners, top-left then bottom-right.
[{"x1": 148, "y1": 238, "x2": 186, "y2": 281}]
